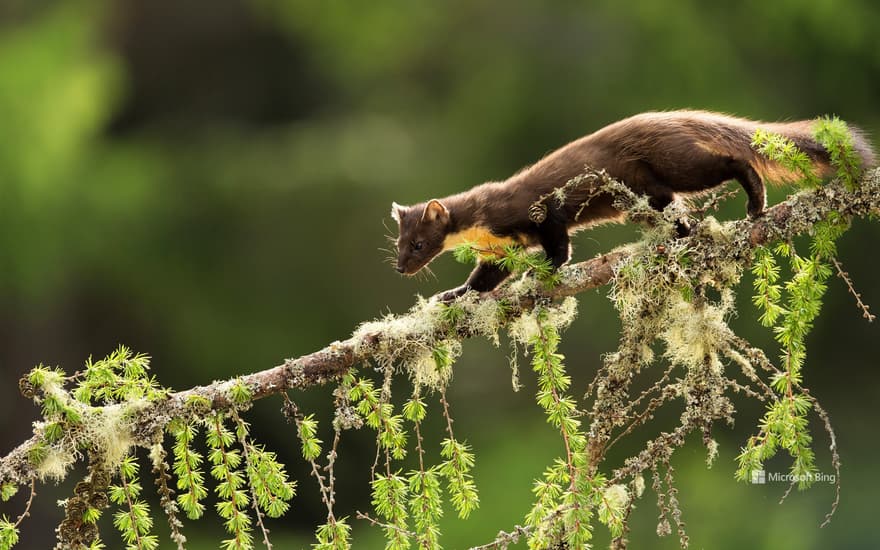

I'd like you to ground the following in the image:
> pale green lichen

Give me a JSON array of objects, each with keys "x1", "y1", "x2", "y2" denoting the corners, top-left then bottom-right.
[
  {"x1": 33, "y1": 403, "x2": 143, "y2": 484},
  {"x1": 725, "y1": 348, "x2": 757, "y2": 380},
  {"x1": 603, "y1": 483, "x2": 630, "y2": 511},
  {"x1": 638, "y1": 342, "x2": 655, "y2": 364},
  {"x1": 467, "y1": 297, "x2": 506, "y2": 346},
  {"x1": 608, "y1": 238, "x2": 687, "y2": 328},
  {"x1": 660, "y1": 290, "x2": 733, "y2": 370},
  {"x1": 507, "y1": 296, "x2": 578, "y2": 345},
  {"x1": 351, "y1": 291, "x2": 514, "y2": 391},
  {"x1": 633, "y1": 474, "x2": 645, "y2": 498},
  {"x1": 692, "y1": 216, "x2": 743, "y2": 287},
  {"x1": 85, "y1": 402, "x2": 140, "y2": 468},
  {"x1": 696, "y1": 215, "x2": 736, "y2": 241},
  {"x1": 705, "y1": 438, "x2": 719, "y2": 467},
  {"x1": 148, "y1": 442, "x2": 165, "y2": 470},
  {"x1": 503, "y1": 272, "x2": 542, "y2": 297},
  {"x1": 353, "y1": 297, "x2": 445, "y2": 359},
  {"x1": 35, "y1": 443, "x2": 76, "y2": 482},
  {"x1": 409, "y1": 340, "x2": 462, "y2": 391}
]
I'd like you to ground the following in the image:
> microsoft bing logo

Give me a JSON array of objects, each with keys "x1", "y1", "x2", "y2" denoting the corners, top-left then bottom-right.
[{"x1": 749, "y1": 470, "x2": 835, "y2": 485}]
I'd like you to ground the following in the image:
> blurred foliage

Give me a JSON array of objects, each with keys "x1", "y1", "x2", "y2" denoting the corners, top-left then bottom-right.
[{"x1": 0, "y1": 0, "x2": 878, "y2": 548}]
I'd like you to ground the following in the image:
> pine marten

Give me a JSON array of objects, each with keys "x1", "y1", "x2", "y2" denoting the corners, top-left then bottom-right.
[{"x1": 390, "y1": 110, "x2": 875, "y2": 301}]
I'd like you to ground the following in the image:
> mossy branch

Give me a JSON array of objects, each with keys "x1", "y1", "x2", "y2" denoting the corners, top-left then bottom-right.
[
  {"x1": 1, "y1": 161, "x2": 879, "y2": 549},
  {"x1": 2, "y1": 168, "x2": 879, "y2": 490}
]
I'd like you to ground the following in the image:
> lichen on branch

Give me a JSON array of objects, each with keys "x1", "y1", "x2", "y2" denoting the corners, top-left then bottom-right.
[{"x1": 1, "y1": 149, "x2": 879, "y2": 548}]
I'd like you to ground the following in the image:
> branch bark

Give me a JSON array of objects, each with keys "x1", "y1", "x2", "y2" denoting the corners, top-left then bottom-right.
[{"x1": 2, "y1": 168, "x2": 880, "y2": 486}]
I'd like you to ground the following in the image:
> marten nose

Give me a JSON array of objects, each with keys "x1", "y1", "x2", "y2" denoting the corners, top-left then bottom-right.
[{"x1": 396, "y1": 266, "x2": 405, "y2": 273}]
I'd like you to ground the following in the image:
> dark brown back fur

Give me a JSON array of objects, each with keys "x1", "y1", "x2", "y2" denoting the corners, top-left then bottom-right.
[{"x1": 504, "y1": 110, "x2": 874, "y2": 225}]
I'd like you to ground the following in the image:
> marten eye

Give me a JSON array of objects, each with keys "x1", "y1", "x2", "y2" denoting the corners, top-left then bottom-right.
[{"x1": 412, "y1": 241, "x2": 424, "y2": 251}]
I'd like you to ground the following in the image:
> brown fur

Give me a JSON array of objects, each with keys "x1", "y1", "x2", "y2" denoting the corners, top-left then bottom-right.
[{"x1": 392, "y1": 110, "x2": 876, "y2": 300}]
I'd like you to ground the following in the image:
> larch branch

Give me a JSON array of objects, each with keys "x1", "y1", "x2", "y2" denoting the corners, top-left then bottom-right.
[{"x1": 2, "y1": 168, "x2": 879, "y2": 486}]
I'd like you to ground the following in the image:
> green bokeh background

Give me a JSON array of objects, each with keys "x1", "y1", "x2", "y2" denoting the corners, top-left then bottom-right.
[{"x1": 1, "y1": 1, "x2": 879, "y2": 548}]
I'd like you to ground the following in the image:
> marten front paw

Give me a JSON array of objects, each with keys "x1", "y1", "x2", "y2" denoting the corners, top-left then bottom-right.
[{"x1": 435, "y1": 286, "x2": 469, "y2": 304}]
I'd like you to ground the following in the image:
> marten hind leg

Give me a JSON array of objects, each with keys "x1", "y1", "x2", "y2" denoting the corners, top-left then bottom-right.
[
  {"x1": 648, "y1": 189, "x2": 691, "y2": 237},
  {"x1": 648, "y1": 191, "x2": 674, "y2": 212},
  {"x1": 730, "y1": 160, "x2": 766, "y2": 218}
]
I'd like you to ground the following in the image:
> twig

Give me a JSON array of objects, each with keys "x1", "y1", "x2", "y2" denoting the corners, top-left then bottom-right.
[
  {"x1": 831, "y1": 256, "x2": 875, "y2": 322},
  {"x1": 282, "y1": 395, "x2": 336, "y2": 523},
  {"x1": 439, "y1": 390, "x2": 456, "y2": 442},
  {"x1": 605, "y1": 384, "x2": 680, "y2": 454},
  {"x1": 692, "y1": 188, "x2": 740, "y2": 217},
  {"x1": 231, "y1": 411, "x2": 272, "y2": 550},
  {"x1": 812, "y1": 397, "x2": 842, "y2": 528},
  {"x1": 468, "y1": 524, "x2": 531, "y2": 550},
  {"x1": 354, "y1": 510, "x2": 416, "y2": 538},
  {"x1": 323, "y1": 430, "x2": 341, "y2": 517},
  {"x1": 151, "y1": 445, "x2": 186, "y2": 550},
  {"x1": 12, "y1": 478, "x2": 36, "y2": 531}
]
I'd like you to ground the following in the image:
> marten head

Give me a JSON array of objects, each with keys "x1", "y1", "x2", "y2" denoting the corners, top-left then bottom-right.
[{"x1": 391, "y1": 199, "x2": 450, "y2": 275}]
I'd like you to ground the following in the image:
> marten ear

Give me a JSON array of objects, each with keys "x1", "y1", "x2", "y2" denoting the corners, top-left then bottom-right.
[
  {"x1": 391, "y1": 202, "x2": 405, "y2": 224},
  {"x1": 421, "y1": 199, "x2": 449, "y2": 224}
]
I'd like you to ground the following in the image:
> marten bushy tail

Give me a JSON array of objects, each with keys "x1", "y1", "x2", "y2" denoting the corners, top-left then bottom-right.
[{"x1": 755, "y1": 120, "x2": 876, "y2": 184}]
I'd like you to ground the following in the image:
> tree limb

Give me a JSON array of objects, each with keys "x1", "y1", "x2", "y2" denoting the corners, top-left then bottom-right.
[{"x1": 2, "y1": 168, "x2": 879, "y2": 487}]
